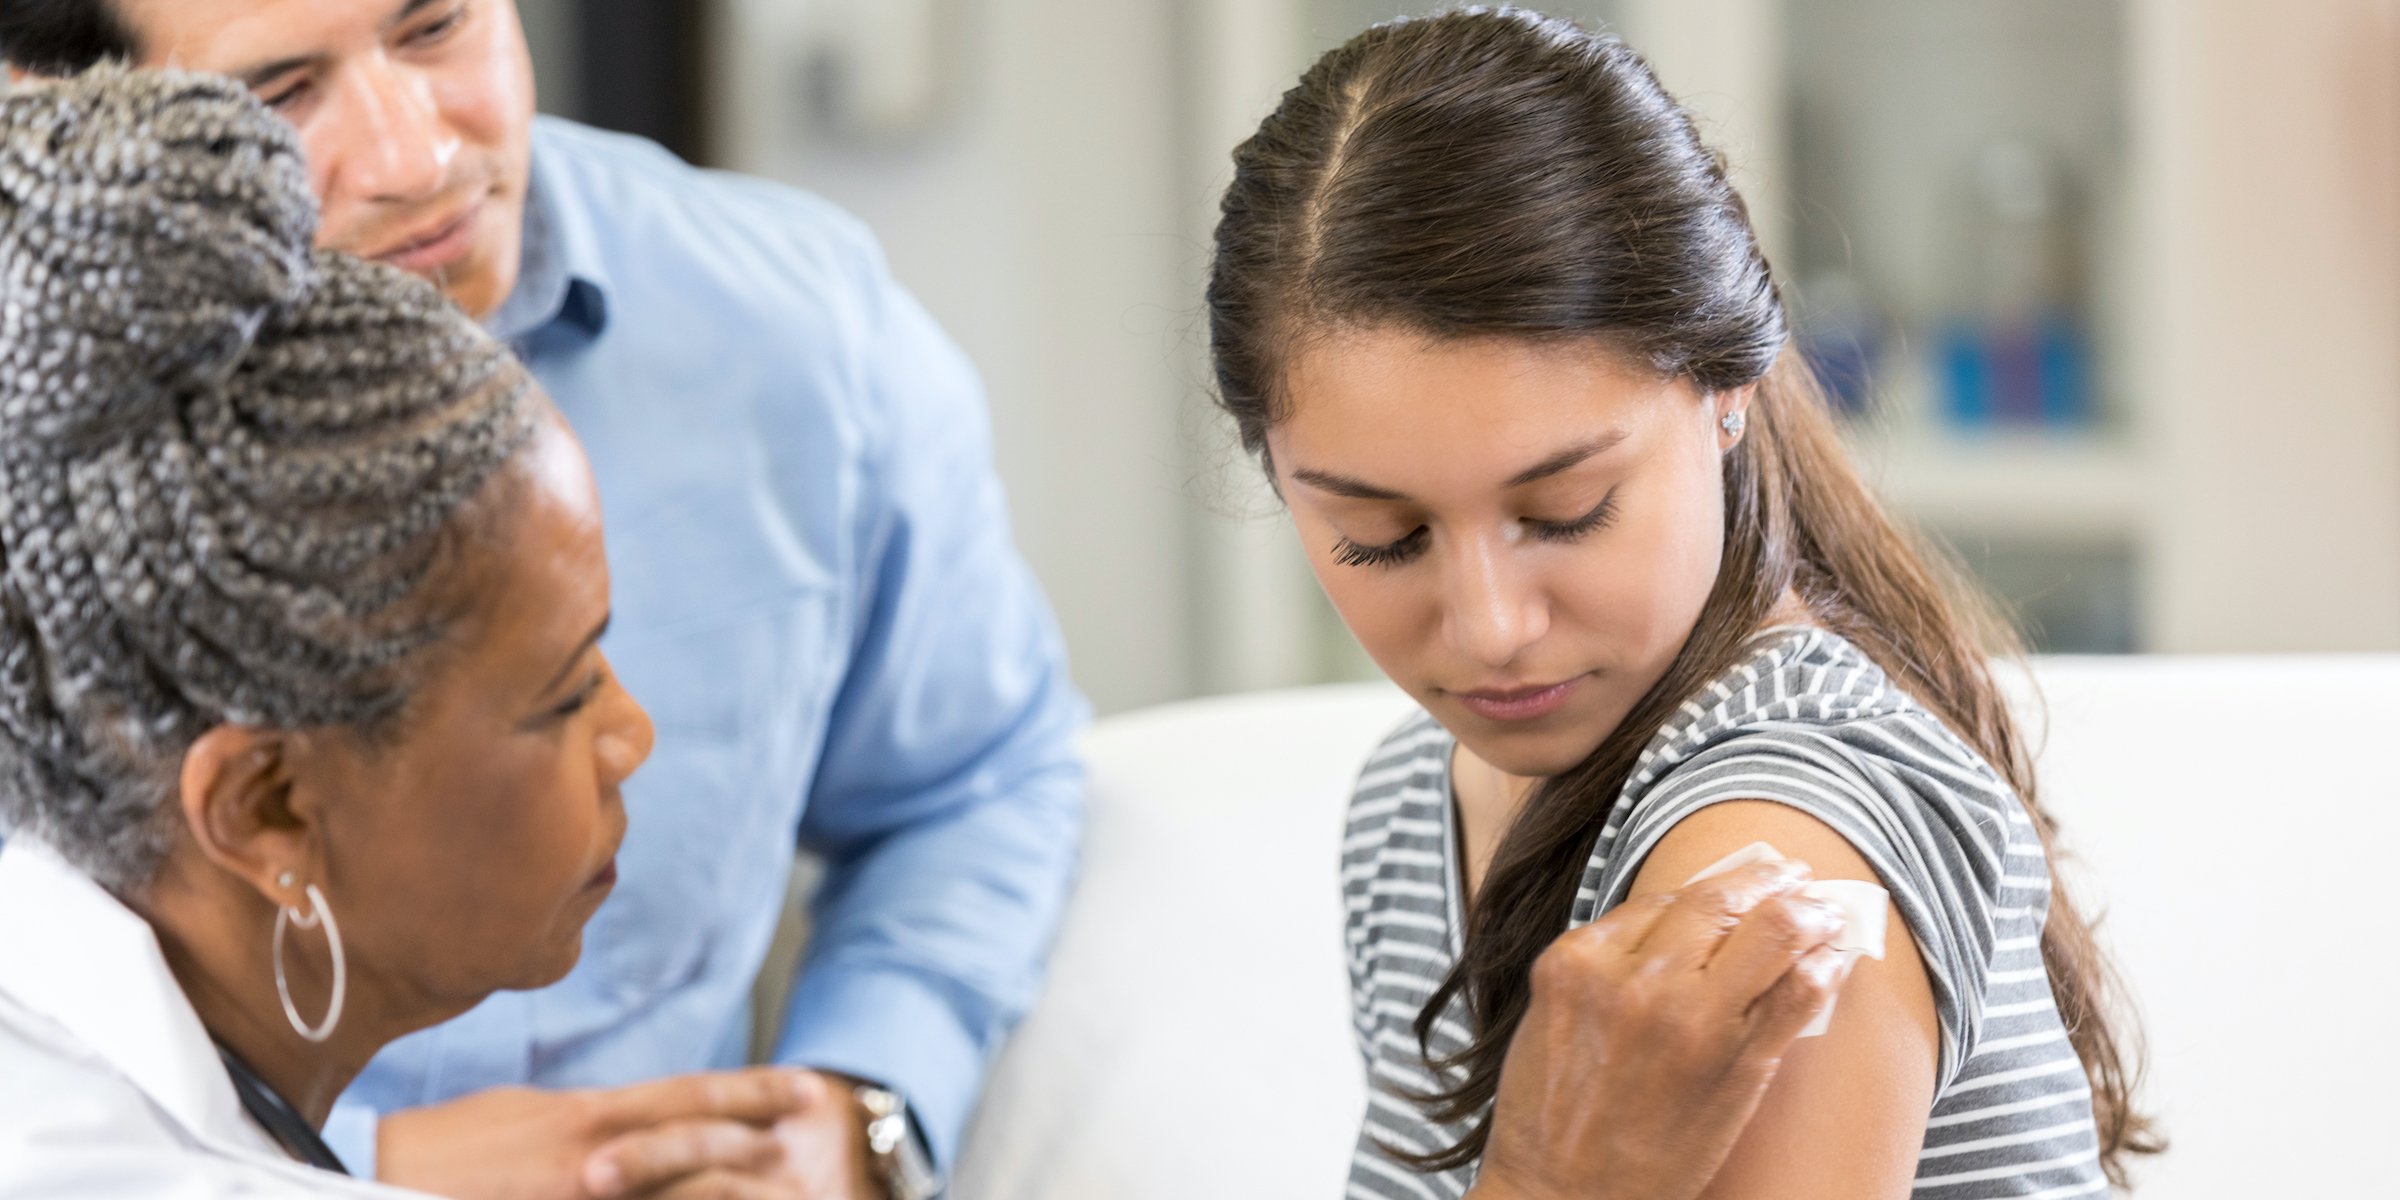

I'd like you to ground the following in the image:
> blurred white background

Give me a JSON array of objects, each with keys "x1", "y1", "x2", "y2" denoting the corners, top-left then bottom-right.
[{"x1": 521, "y1": 0, "x2": 2400, "y2": 714}]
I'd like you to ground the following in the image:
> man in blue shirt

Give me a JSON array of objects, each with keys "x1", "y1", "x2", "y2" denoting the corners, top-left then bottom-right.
[{"x1": 0, "y1": 2, "x2": 1086, "y2": 1196}]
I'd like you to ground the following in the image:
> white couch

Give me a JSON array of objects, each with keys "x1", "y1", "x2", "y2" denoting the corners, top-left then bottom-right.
[{"x1": 951, "y1": 657, "x2": 2400, "y2": 1199}]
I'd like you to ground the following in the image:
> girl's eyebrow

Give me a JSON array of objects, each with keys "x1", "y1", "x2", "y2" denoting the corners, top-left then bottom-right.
[
  {"x1": 1289, "y1": 430, "x2": 1630, "y2": 502},
  {"x1": 1503, "y1": 430, "x2": 1629, "y2": 487},
  {"x1": 1288, "y1": 466, "x2": 1405, "y2": 501}
]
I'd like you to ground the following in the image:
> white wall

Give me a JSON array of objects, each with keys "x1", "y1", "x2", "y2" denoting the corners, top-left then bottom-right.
[
  {"x1": 2131, "y1": 0, "x2": 2400, "y2": 652},
  {"x1": 707, "y1": 0, "x2": 1200, "y2": 714},
  {"x1": 1180, "y1": 0, "x2": 1351, "y2": 696}
]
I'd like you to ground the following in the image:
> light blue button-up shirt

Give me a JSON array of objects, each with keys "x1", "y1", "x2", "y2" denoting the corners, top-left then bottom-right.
[{"x1": 324, "y1": 118, "x2": 1089, "y2": 1177}]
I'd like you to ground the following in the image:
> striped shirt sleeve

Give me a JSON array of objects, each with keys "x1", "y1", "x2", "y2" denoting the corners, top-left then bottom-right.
[{"x1": 1591, "y1": 717, "x2": 2015, "y2": 1091}]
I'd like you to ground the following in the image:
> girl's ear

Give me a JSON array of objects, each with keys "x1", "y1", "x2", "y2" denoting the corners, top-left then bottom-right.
[
  {"x1": 177, "y1": 727, "x2": 318, "y2": 910},
  {"x1": 1714, "y1": 383, "x2": 1759, "y2": 451}
]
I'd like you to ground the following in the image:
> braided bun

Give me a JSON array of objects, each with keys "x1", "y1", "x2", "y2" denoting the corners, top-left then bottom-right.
[
  {"x1": 0, "y1": 67, "x2": 535, "y2": 890},
  {"x1": 0, "y1": 66, "x2": 316, "y2": 449}
]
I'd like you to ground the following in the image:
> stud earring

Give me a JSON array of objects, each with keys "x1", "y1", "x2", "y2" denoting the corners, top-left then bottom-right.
[{"x1": 1720, "y1": 409, "x2": 1747, "y2": 438}]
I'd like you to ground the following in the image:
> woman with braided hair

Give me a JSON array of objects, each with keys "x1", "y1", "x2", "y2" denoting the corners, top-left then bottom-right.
[{"x1": 0, "y1": 66, "x2": 819, "y2": 1197}]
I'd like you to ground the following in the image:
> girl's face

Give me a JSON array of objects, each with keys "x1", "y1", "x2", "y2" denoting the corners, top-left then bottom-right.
[{"x1": 1269, "y1": 329, "x2": 1747, "y2": 780}]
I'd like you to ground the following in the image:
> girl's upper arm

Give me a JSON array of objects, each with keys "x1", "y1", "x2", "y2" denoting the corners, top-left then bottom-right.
[{"x1": 1624, "y1": 799, "x2": 1942, "y2": 1200}]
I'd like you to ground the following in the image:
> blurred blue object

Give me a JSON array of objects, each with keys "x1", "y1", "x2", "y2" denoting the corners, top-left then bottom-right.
[
  {"x1": 1938, "y1": 311, "x2": 2093, "y2": 431},
  {"x1": 1940, "y1": 319, "x2": 1994, "y2": 428},
  {"x1": 2037, "y1": 312, "x2": 2092, "y2": 427}
]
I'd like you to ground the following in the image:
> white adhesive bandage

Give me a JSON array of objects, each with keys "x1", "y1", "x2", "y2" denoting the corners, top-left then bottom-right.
[{"x1": 1684, "y1": 841, "x2": 1887, "y2": 1037}]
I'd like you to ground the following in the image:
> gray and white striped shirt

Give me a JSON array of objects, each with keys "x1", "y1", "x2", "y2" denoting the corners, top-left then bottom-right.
[{"x1": 1342, "y1": 627, "x2": 2105, "y2": 1199}]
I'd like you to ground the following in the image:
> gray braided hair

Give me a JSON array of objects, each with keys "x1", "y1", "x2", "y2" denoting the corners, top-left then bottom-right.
[{"x1": 0, "y1": 66, "x2": 536, "y2": 891}]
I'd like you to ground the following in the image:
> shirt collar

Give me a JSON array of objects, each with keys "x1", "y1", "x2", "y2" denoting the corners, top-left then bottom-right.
[
  {"x1": 0, "y1": 839, "x2": 254, "y2": 1145},
  {"x1": 487, "y1": 131, "x2": 613, "y2": 345}
]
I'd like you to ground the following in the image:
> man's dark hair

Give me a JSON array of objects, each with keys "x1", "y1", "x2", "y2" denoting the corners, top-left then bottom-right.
[{"x1": 0, "y1": 0, "x2": 137, "y2": 76}]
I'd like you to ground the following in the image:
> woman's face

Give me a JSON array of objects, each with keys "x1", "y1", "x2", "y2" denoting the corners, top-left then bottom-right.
[
  {"x1": 299, "y1": 404, "x2": 652, "y2": 1009},
  {"x1": 1269, "y1": 329, "x2": 1744, "y2": 781}
]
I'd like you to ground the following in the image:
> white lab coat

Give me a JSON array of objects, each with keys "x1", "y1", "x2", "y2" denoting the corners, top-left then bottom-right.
[{"x1": 0, "y1": 838, "x2": 430, "y2": 1198}]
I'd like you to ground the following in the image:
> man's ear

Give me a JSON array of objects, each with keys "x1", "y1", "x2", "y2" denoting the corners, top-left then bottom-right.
[{"x1": 177, "y1": 726, "x2": 315, "y2": 908}]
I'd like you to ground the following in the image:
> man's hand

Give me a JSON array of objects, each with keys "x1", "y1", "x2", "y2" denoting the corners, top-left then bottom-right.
[
  {"x1": 584, "y1": 1070, "x2": 882, "y2": 1200},
  {"x1": 375, "y1": 1068, "x2": 811, "y2": 1200}
]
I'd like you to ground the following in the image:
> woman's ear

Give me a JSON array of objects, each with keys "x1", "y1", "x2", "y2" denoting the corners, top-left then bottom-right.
[{"x1": 176, "y1": 727, "x2": 315, "y2": 908}]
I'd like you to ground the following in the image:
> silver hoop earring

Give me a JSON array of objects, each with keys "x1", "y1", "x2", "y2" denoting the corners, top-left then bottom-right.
[
  {"x1": 1720, "y1": 409, "x2": 1747, "y2": 438},
  {"x1": 272, "y1": 882, "x2": 346, "y2": 1043}
]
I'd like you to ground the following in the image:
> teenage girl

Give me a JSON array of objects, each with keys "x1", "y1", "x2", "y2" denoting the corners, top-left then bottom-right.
[{"x1": 1206, "y1": 10, "x2": 2156, "y2": 1199}]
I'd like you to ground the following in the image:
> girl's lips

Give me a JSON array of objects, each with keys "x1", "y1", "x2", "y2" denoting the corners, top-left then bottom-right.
[
  {"x1": 1452, "y1": 675, "x2": 1585, "y2": 722},
  {"x1": 584, "y1": 858, "x2": 618, "y2": 892}
]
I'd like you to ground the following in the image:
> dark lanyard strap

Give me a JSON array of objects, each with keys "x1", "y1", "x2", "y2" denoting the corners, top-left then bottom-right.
[{"x1": 214, "y1": 1043, "x2": 351, "y2": 1176}]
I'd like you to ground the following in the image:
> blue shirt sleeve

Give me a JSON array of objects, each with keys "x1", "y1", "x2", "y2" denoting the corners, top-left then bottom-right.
[
  {"x1": 770, "y1": 253, "x2": 1089, "y2": 1175},
  {"x1": 320, "y1": 1101, "x2": 380, "y2": 1179}
]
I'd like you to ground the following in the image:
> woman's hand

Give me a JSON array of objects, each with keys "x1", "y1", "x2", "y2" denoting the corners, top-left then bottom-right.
[
  {"x1": 1467, "y1": 857, "x2": 1858, "y2": 1200},
  {"x1": 376, "y1": 1068, "x2": 811, "y2": 1200},
  {"x1": 587, "y1": 1069, "x2": 882, "y2": 1200}
]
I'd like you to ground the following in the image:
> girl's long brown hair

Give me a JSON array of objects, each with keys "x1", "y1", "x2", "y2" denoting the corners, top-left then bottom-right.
[{"x1": 1206, "y1": 7, "x2": 2158, "y2": 1185}]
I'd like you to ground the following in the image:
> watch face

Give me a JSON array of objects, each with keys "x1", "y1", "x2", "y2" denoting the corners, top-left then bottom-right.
[
  {"x1": 851, "y1": 1084, "x2": 941, "y2": 1199},
  {"x1": 867, "y1": 1111, "x2": 906, "y2": 1156},
  {"x1": 855, "y1": 1085, "x2": 905, "y2": 1120}
]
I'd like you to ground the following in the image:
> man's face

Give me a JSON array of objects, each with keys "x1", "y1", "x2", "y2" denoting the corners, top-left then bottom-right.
[{"x1": 116, "y1": 0, "x2": 536, "y2": 318}]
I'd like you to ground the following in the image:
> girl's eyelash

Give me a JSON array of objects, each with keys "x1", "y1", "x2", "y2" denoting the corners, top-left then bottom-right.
[
  {"x1": 1525, "y1": 488, "x2": 1622, "y2": 542},
  {"x1": 1330, "y1": 487, "x2": 1621, "y2": 568},
  {"x1": 1334, "y1": 526, "x2": 1429, "y2": 568}
]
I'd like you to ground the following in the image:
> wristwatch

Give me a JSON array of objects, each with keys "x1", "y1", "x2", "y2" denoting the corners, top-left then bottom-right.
[{"x1": 852, "y1": 1082, "x2": 941, "y2": 1200}]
